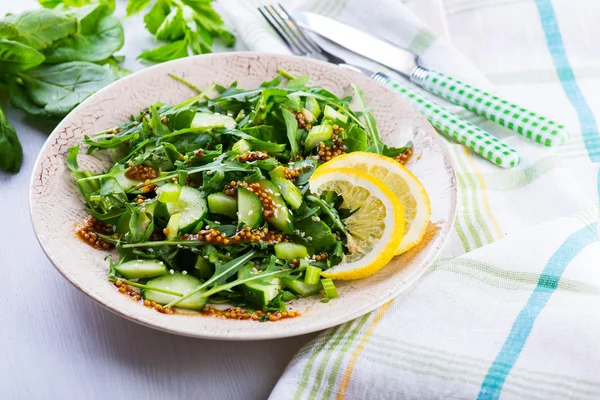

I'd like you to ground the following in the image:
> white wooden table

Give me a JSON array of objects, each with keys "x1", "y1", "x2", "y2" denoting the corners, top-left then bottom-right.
[{"x1": 0, "y1": 2, "x2": 316, "y2": 398}]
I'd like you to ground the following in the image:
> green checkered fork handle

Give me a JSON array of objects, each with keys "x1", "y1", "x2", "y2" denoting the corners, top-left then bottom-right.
[
  {"x1": 414, "y1": 69, "x2": 569, "y2": 146},
  {"x1": 373, "y1": 73, "x2": 521, "y2": 168}
]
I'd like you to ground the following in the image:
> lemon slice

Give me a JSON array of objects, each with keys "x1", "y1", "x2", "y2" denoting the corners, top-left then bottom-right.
[
  {"x1": 308, "y1": 168, "x2": 404, "y2": 280},
  {"x1": 319, "y1": 152, "x2": 431, "y2": 255}
]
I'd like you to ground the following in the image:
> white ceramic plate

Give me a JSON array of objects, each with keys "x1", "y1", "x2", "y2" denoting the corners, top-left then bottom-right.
[{"x1": 30, "y1": 52, "x2": 456, "y2": 340}]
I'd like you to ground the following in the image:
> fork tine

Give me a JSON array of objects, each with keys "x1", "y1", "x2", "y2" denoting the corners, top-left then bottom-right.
[
  {"x1": 275, "y1": 4, "x2": 323, "y2": 55},
  {"x1": 261, "y1": 5, "x2": 308, "y2": 56},
  {"x1": 258, "y1": 7, "x2": 301, "y2": 55}
]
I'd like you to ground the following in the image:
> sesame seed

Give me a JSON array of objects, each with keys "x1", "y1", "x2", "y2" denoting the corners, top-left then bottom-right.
[
  {"x1": 169, "y1": 269, "x2": 174, "y2": 275},
  {"x1": 248, "y1": 210, "x2": 253, "y2": 215},
  {"x1": 182, "y1": 270, "x2": 188, "y2": 275}
]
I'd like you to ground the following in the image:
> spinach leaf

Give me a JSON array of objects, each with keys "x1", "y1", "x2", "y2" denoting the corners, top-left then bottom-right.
[
  {"x1": 0, "y1": 39, "x2": 45, "y2": 73},
  {"x1": 0, "y1": 107, "x2": 23, "y2": 173},
  {"x1": 5, "y1": 9, "x2": 77, "y2": 50},
  {"x1": 9, "y1": 61, "x2": 117, "y2": 118},
  {"x1": 43, "y1": 5, "x2": 124, "y2": 63},
  {"x1": 295, "y1": 219, "x2": 337, "y2": 253},
  {"x1": 0, "y1": 21, "x2": 18, "y2": 39}
]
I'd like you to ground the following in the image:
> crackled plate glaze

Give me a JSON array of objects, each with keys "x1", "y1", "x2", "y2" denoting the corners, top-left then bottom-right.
[{"x1": 30, "y1": 53, "x2": 456, "y2": 340}]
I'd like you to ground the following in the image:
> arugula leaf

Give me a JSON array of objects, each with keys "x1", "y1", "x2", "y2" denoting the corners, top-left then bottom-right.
[
  {"x1": 8, "y1": 61, "x2": 117, "y2": 118},
  {"x1": 286, "y1": 74, "x2": 309, "y2": 89},
  {"x1": 0, "y1": 39, "x2": 45, "y2": 73},
  {"x1": 43, "y1": 5, "x2": 124, "y2": 63},
  {"x1": 0, "y1": 107, "x2": 23, "y2": 173},
  {"x1": 281, "y1": 107, "x2": 299, "y2": 158},
  {"x1": 4, "y1": 9, "x2": 77, "y2": 51},
  {"x1": 341, "y1": 124, "x2": 368, "y2": 152},
  {"x1": 351, "y1": 83, "x2": 384, "y2": 154},
  {"x1": 221, "y1": 129, "x2": 287, "y2": 153},
  {"x1": 382, "y1": 142, "x2": 412, "y2": 158},
  {"x1": 164, "y1": 250, "x2": 257, "y2": 308}
]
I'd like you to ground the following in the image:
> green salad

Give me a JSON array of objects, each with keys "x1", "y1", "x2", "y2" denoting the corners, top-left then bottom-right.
[{"x1": 68, "y1": 70, "x2": 411, "y2": 319}]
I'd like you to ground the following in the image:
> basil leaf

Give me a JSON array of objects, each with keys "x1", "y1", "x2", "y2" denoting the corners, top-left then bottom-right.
[
  {"x1": 43, "y1": 5, "x2": 124, "y2": 63},
  {"x1": 5, "y1": 9, "x2": 77, "y2": 50},
  {"x1": 0, "y1": 39, "x2": 45, "y2": 73},
  {"x1": 138, "y1": 39, "x2": 188, "y2": 63},
  {"x1": 0, "y1": 106, "x2": 23, "y2": 173},
  {"x1": 9, "y1": 61, "x2": 117, "y2": 118}
]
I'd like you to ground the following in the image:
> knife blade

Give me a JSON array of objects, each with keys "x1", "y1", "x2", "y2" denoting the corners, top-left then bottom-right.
[
  {"x1": 291, "y1": 10, "x2": 569, "y2": 147},
  {"x1": 291, "y1": 11, "x2": 417, "y2": 77}
]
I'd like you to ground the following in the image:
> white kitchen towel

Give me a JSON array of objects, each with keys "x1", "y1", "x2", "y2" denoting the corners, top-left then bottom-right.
[{"x1": 218, "y1": 0, "x2": 600, "y2": 398}]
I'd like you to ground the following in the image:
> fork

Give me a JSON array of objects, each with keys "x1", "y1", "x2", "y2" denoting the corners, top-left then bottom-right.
[{"x1": 258, "y1": 4, "x2": 521, "y2": 169}]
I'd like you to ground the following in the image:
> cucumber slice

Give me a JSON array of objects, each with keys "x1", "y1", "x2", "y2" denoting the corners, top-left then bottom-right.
[
  {"x1": 269, "y1": 166, "x2": 287, "y2": 180},
  {"x1": 323, "y1": 105, "x2": 348, "y2": 123},
  {"x1": 282, "y1": 277, "x2": 321, "y2": 297},
  {"x1": 305, "y1": 96, "x2": 321, "y2": 120},
  {"x1": 275, "y1": 243, "x2": 308, "y2": 260},
  {"x1": 114, "y1": 259, "x2": 168, "y2": 279},
  {"x1": 271, "y1": 177, "x2": 303, "y2": 210},
  {"x1": 208, "y1": 192, "x2": 238, "y2": 218},
  {"x1": 192, "y1": 256, "x2": 213, "y2": 280},
  {"x1": 142, "y1": 273, "x2": 207, "y2": 310},
  {"x1": 136, "y1": 200, "x2": 158, "y2": 235},
  {"x1": 232, "y1": 139, "x2": 252, "y2": 154},
  {"x1": 191, "y1": 112, "x2": 236, "y2": 129},
  {"x1": 157, "y1": 183, "x2": 181, "y2": 203},
  {"x1": 157, "y1": 186, "x2": 207, "y2": 232},
  {"x1": 304, "y1": 125, "x2": 333, "y2": 152},
  {"x1": 257, "y1": 180, "x2": 294, "y2": 233},
  {"x1": 301, "y1": 108, "x2": 315, "y2": 124},
  {"x1": 165, "y1": 213, "x2": 181, "y2": 240},
  {"x1": 237, "y1": 187, "x2": 263, "y2": 228},
  {"x1": 238, "y1": 263, "x2": 282, "y2": 306}
]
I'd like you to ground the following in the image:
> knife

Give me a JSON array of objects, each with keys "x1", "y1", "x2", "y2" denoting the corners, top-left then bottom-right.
[{"x1": 291, "y1": 11, "x2": 569, "y2": 147}]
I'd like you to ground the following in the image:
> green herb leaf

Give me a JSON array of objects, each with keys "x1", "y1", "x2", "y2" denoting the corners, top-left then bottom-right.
[
  {"x1": 0, "y1": 39, "x2": 45, "y2": 73},
  {"x1": 43, "y1": 5, "x2": 124, "y2": 63},
  {"x1": 341, "y1": 124, "x2": 368, "y2": 152},
  {"x1": 144, "y1": 0, "x2": 170, "y2": 34},
  {"x1": 351, "y1": 83, "x2": 384, "y2": 154},
  {"x1": 5, "y1": 9, "x2": 77, "y2": 51},
  {"x1": 8, "y1": 61, "x2": 117, "y2": 118},
  {"x1": 126, "y1": 0, "x2": 153, "y2": 16},
  {"x1": 281, "y1": 107, "x2": 299, "y2": 158},
  {"x1": 156, "y1": 7, "x2": 186, "y2": 41},
  {"x1": 0, "y1": 107, "x2": 23, "y2": 173},
  {"x1": 138, "y1": 39, "x2": 189, "y2": 63},
  {"x1": 0, "y1": 21, "x2": 18, "y2": 39}
]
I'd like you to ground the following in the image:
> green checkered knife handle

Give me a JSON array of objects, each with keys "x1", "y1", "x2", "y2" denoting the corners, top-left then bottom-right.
[
  {"x1": 415, "y1": 69, "x2": 569, "y2": 146},
  {"x1": 373, "y1": 73, "x2": 520, "y2": 168}
]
